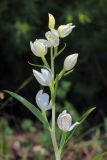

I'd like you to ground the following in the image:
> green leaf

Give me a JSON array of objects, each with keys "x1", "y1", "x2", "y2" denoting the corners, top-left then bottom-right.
[
  {"x1": 59, "y1": 132, "x2": 67, "y2": 151},
  {"x1": 53, "y1": 43, "x2": 66, "y2": 60},
  {"x1": 65, "y1": 107, "x2": 96, "y2": 143},
  {"x1": 92, "y1": 152, "x2": 107, "y2": 160},
  {"x1": 28, "y1": 61, "x2": 44, "y2": 68},
  {"x1": 64, "y1": 69, "x2": 74, "y2": 76},
  {"x1": 79, "y1": 107, "x2": 96, "y2": 123},
  {"x1": 4, "y1": 90, "x2": 49, "y2": 128},
  {"x1": 28, "y1": 61, "x2": 50, "y2": 71}
]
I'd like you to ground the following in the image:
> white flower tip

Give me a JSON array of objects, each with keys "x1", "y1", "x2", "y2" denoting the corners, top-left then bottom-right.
[
  {"x1": 72, "y1": 25, "x2": 76, "y2": 28},
  {"x1": 32, "y1": 69, "x2": 36, "y2": 74},
  {"x1": 30, "y1": 41, "x2": 32, "y2": 47},
  {"x1": 62, "y1": 110, "x2": 67, "y2": 114},
  {"x1": 64, "y1": 53, "x2": 79, "y2": 71},
  {"x1": 48, "y1": 13, "x2": 55, "y2": 29},
  {"x1": 48, "y1": 13, "x2": 52, "y2": 17},
  {"x1": 38, "y1": 89, "x2": 43, "y2": 94},
  {"x1": 74, "y1": 53, "x2": 79, "y2": 58}
]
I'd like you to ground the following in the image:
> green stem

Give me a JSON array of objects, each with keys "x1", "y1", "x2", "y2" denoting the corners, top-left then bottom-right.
[
  {"x1": 51, "y1": 47, "x2": 54, "y2": 74},
  {"x1": 50, "y1": 86, "x2": 58, "y2": 152},
  {"x1": 55, "y1": 151, "x2": 61, "y2": 160},
  {"x1": 58, "y1": 69, "x2": 66, "y2": 80},
  {"x1": 50, "y1": 47, "x2": 59, "y2": 156},
  {"x1": 41, "y1": 55, "x2": 50, "y2": 69}
]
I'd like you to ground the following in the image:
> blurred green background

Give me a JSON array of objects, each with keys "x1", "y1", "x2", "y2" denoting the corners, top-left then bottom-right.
[{"x1": 1, "y1": 0, "x2": 107, "y2": 122}]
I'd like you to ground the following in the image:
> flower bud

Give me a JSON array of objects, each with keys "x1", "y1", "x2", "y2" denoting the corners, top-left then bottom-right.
[
  {"x1": 30, "y1": 39, "x2": 48, "y2": 57},
  {"x1": 36, "y1": 90, "x2": 52, "y2": 111},
  {"x1": 57, "y1": 110, "x2": 80, "y2": 132},
  {"x1": 64, "y1": 53, "x2": 78, "y2": 71},
  {"x1": 33, "y1": 68, "x2": 53, "y2": 86},
  {"x1": 58, "y1": 23, "x2": 75, "y2": 38},
  {"x1": 48, "y1": 13, "x2": 55, "y2": 29},
  {"x1": 45, "y1": 29, "x2": 59, "y2": 47}
]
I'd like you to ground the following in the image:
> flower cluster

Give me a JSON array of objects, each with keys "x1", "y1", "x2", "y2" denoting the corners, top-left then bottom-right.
[{"x1": 30, "y1": 13, "x2": 79, "y2": 132}]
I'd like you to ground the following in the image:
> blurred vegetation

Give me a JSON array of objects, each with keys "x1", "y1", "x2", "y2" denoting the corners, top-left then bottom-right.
[
  {"x1": 0, "y1": 117, "x2": 107, "y2": 160},
  {"x1": 0, "y1": 0, "x2": 107, "y2": 123}
]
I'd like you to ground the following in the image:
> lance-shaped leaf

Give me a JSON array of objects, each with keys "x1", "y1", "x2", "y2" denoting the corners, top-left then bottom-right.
[
  {"x1": 59, "y1": 132, "x2": 67, "y2": 152},
  {"x1": 4, "y1": 90, "x2": 50, "y2": 128},
  {"x1": 79, "y1": 107, "x2": 96, "y2": 123}
]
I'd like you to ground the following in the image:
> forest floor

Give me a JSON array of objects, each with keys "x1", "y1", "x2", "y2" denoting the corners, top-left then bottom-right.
[{"x1": 0, "y1": 128, "x2": 107, "y2": 160}]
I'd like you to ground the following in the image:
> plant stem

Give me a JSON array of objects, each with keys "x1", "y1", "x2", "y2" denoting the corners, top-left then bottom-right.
[
  {"x1": 51, "y1": 47, "x2": 54, "y2": 74},
  {"x1": 50, "y1": 47, "x2": 61, "y2": 159},
  {"x1": 55, "y1": 151, "x2": 61, "y2": 160},
  {"x1": 41, "y1": 55, "x2": 50, "y2": 69}
]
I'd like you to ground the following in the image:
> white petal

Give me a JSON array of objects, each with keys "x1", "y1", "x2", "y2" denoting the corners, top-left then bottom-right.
[
  {"x1": 30, "y1": 40, "x2": 47, "y2": 57},
  {"x1": 58, "y1": 23, "x2": 75, "y2": 38},
  {"x1": 30, "y1": 41, "x2": 40, "y2": 57},
  {"x1": 37, "y1": 39, "x2": 52, "y2": 47},
  {"x1": 35, "y1": 42, "x2": 47, "y2": 56},
  {"x1": 36, "y1": 90, "x2": 49, "y2": 109},
  {"x1": 36, "y1": 90, "x2": 52, "y2": 111},
  {"x1": 33, "y1": 69, "x2": 46, "y2": 86},
  {"x1": 48, "y1": 13, "x2": 55, "y2": 29},
  {"x1": 64, "y1": 53, "x2": 78, "y2": 71},
  {"x1": 45, "y1": 31, "x2": 51, "y2": 39},
  {"x1": 41, "y1": 68, "x2": 53, "y2": 85},
  {"x1": 45, "y1": 30, "x2": 59, "y2": 47},
  {"x1": 41, "y1": 68, "x2": 50, "y2": 78},
  {"x1": 43, "y1": 99, "x2": 52, "y2": 111},
  {"x1": 68, "y1": 122, "x2": 80, "y2": 131},
  {"x1": 51, "y1": 29, "x2": 59, "y2": 37},
  {"x1": 57, "y1": 110, "x2": 72, "y2": 132}
]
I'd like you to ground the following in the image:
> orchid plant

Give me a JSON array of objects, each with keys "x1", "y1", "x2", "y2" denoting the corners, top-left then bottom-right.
[{"x1": 4, "y1": 13, "x2": 95, "y2": 160}]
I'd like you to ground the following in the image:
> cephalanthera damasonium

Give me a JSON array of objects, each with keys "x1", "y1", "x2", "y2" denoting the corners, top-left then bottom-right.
[{"x1": 5, "y1": 13, "x2": 95, "y2": 160}]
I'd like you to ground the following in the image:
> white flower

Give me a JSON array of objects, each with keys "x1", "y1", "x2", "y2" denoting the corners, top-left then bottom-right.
[
  {"x1": 33, "y1": 68, "x2": 53, "y2": 86},
  {"x1": 64, "y1": 53, "x2": 78, "y2": 71},
  {"x1": 45, "y1": 29, "x2": 59, "y2": 47},
  {"x1": 36, "y1": 90, "x2": 52, "y2": 111},
  {"x1": 58, "y1": 23, "x2": 75, "y2": 38},
  {"x1": 57, "y1": 110, "x2": 80, "y2": 132},
  {"x1": 48, "y1": 13, "x2": 55, "y2": 29},
  {"x1": 30, "y1": 39, "x2": 49, "y2": 57}
]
